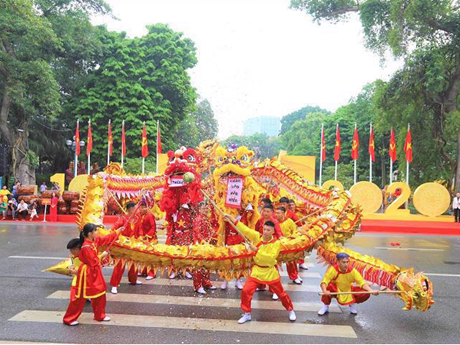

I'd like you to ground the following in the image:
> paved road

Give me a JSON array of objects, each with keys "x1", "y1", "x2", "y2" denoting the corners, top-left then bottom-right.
[{"x1": 0, "y1": 222, "x2": 459, "y2": 343}]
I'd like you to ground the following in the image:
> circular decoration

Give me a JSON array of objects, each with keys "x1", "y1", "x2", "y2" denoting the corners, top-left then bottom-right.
[
  {"x1": 349, "y1": 181, "x2": 383, "y2": 214},
  {"x1": 322, "y1": 180, "x2": 344, "y2": 191},
  {"x1": 413, "y1": 183, "x2": 450, "y2": 217},
  {"x1": 68, "y1": 174, "x2": 89, "y2": 193}
]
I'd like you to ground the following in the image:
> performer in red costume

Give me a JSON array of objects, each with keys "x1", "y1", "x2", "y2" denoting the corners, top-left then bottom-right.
[
  {"x1": 192, "y1": 202, "x2": 217, "y2": 294},
  {"x1": 136, "y1": 202, "x2": 158, "y2": 280},
  {"x1": 63, "y1": 223, "x2": 120, "y2": 326},
  {"x1": 109, "y1": 202, "x2": 142, "y2": 294},
  {"x1": 160, "y1": 147, "x2": 204, "y2": 280},
  {"x1": 254, "y1": 204, "x2": 282, "y2": 238}
]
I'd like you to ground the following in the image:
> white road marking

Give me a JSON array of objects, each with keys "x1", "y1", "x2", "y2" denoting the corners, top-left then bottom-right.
[
  {"x1": 425, "y1": 273, "x2": 460, "y2": 277},
  {"x1": 9, "y1": 310, "x2": 357, "y2": 338},
  {"x1": 374, "y1": 247, "x2": 444, "y2": 252},
  {"x1": 9, "y1": 256, "x2": 67, "y2": 260},
  {"x1": 47, "y1": 290, "x2": 342, "y2": 313}
]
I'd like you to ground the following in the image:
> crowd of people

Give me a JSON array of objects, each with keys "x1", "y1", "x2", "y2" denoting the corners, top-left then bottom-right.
[{"x1": 0, "y1": 182, "x2": 60, "y2": 221}]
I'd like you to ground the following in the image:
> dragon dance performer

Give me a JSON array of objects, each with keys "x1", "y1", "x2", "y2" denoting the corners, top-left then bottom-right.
[
  {"x1": 255, "y1": 204, "x2": 282, "y2": 238},
  {"x1": 192, "y1": 202, "x2": 217, "y2": 294},
  {"x1": 110, "y1": 202, "x2": 142, "y2": 294},
  {"x1": 318, "y1": 252, "x2": 379, "y2": 316},
  {"x1": 136, "y1": 202, "x2": 158, "y2": 280},
  {"x1": 274, "y1": 206, "x2": 302, "y2": 285},
  {"x1": 167, "y1": 202, "x2": 194, "y2": 279},
  {"x1": 63, "y1": 223, "x2": 120, "y2": 326},
  {"x1": 223, "y1": 214, "x2": 296, "y2": 324},
  {"x1": 279, "y1": 197, "x2": 309, "y2": 271}
]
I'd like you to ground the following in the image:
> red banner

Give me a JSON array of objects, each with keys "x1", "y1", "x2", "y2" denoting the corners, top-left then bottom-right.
[
  {"x1": 108, "y1": 120, "x2": 113, "y2": 156},
  {"x1": 75, "y1": 121, "x2": 80, "y2": 155},
  {"x1": 389, "y1": 128, "x2": 397, "y2": 162},
  {"x1": 351, "y1": 126, "x2": 359, "y2": 160},
  {"x1": 369, "y1": 125, "x2": 375, "y2": 162},
  {"x1": 321, "y1": 126, "x2": 326, "y2": 162},
  {"x1": 87, "y1": 121, "x2": 92, "y2": 156},
  {"x1": 141, "y1": 122, "x2": 148, "y2": 158},
  {"x1": 334, "y1": 124, "x2": 341, "y2": 161},
  {"x1": 404, "y1": 127, "x2": 412, "y2": 163}
]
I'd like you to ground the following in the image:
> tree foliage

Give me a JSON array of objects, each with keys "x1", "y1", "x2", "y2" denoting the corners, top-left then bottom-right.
[{"x1": 280, "y1": 105, "x2": 330, "y2": 134}]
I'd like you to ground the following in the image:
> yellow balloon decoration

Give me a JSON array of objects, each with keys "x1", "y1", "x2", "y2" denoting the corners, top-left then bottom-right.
[
  {"x1": 350, "y1": 181, "x2": 383, "y2": 214},
  {"x1": 413, "y1": 183, "x2": 450, "y2": 217},
  {"x1": 322, "y1": 180, "x2": 344, "y2": 191}
]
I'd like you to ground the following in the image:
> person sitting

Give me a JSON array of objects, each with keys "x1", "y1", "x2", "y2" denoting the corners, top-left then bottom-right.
[
  {"x1": 318, "y1": 252, "x2": 379, "y2": 316},
  {"x1": 6, "y1": 195, "x2": 18, "y2": 220},
  {"x1": 17, "y1": 200, "x2": 29, "y2": 221}
]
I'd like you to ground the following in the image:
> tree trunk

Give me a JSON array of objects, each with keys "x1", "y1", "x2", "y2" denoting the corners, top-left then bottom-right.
[
  {"x1": 12, "y1": 121, "x2": 35, "y2": 185},
  {"x1": 455, "y1": 131, "x2": 460, "y2": 194}
]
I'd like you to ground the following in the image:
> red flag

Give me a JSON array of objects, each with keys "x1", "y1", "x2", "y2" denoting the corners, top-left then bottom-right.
[
  {"x1": 334, "y1": 124, "x2": 341, "y2": 161},
  {"x1": 404, "y1": 126, "x2": 412, "y2": 163},
  {"x1": 108, "y1": 120, "x2": 113, "y2": 156},
  {"x1": 389, "y1": 127, "x2": 397, "y2": 162},
  {"x1": 157, "y1": 121, "x2": 162, "y2": 154},
  {"x1": 141, "y1": 122, "x2": 148, "y2": 158},
  {"x1": 86, "y1": 120, "x2": 92, "y2": 156},
  {"x1": 321, "y1": 125, "x2": 326, "y2": 162},
  {"x1": 121, "y1": 120, "x2": 126, "y2": 156},
  {"x1": 75, "y1": 120, "x2": 80, "y2": 155},
  {"x1": 351, "y1": 125, "x2": 359, "y2": 160},
  {"x1": 369, "y1": 125, "x2": 375, "y2": 162}
]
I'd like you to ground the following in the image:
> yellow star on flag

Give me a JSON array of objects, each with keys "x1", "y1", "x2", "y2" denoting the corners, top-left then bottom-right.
[{"x1": 177, "y1": 219, "x2": 185, "y2": 227}]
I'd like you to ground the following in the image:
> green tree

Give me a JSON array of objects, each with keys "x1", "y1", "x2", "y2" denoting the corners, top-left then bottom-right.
[
  {"x1": 222, "y1": 133, "x2": 282, "y2": 160},
  {"x1": 71, "y1": 24, "x2": 198, "y2": 165},
  {"x1": 290, "y1": 0, "x2": 460, "y2": 191},
  {"x1": 280, "y1": 105, "x2": 330, "y2": 134}
]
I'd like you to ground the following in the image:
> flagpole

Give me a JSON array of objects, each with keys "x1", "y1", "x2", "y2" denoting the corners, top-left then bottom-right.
[
  {"x1": 156, "y1": 120, "x2": 159, "y2": 174},
  {"x1": 319, "y1": 124, "x2": 323, "y2": 186},
  {"x1": 334, "y1": 160, "x2": 337, "y2": 181},
  {"x1": 87, "y1": 120, "x2": 91, "y2": 174},
  {"x1": 74, "y1": 120, "x2": 79, "y2": 178},
  {"x1": 353, "y1": 123, "x2": 357, "y2": 184},
  {"x1": 406, "y1": 123, "x2": 410, "y2": 185},
  {"x1": 107, "y1": 119, "x2": 111, "y2": 167},
  {"x1": 142, "y1": 158, "x2": 145, "y2": 175},
  {"x1": 121, "y1": 120, "x2": 125, "y2": 169},
  {"x1": 390, "y1": 159, "x2": 393, "y2": 184},
  {"x1": 369, "y1": 123, "x2": 372, "y2": 182}
]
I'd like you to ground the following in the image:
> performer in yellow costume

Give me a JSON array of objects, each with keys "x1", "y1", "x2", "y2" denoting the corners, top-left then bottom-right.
[
  {"x1": 319, "y1": 252, "x2": 379, "y2": 315},
  {"x1": 223, "y1": 214, "x2": 296, "y2": 324}
]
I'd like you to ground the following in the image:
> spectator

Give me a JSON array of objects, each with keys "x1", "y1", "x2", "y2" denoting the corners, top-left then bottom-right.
[
  {"x1": 29, "y1": 200, "x2": 39, "y2": 221},
  {"x1": 52, "y1": 182, "x2": 61, "y2": 194},
  {"x1": 12, "y1": 182, "x2": 21, "y2": 199},
  {"x1": 40, "y1": 182, "x2": 47, "y2": 194},
  {"x1": 6, "y1": 195, "x2": 17, "y2": 220},
  {"x1": 0, "y1": 197, "x2": 7, "y2": 219},
  {"x1": 0, "y1": 186, "x2": 10, "y2": 199},
  {"x1": 453, "y1": 192, "x2": 460, "y2": 223},
  {"x1": 17, "y1": 200, "x2": 29, "y2": 221}
]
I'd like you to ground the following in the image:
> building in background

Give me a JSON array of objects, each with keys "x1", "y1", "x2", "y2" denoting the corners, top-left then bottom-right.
[{"x1": 243, "y1": 116, "x2": 280, "y2": 137}]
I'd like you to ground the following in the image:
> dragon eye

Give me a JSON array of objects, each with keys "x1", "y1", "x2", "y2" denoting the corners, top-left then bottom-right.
[
  {"x1": 187, "y1": 155, "x2": 196, "y2": 162},
  {"x1": 241, "y1": 154, "x2": 248, "y2": 161}
]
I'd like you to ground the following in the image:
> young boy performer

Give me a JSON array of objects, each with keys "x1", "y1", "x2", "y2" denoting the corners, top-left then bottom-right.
[
  {"x1": 223, "y1": 214, "x2": 296, "y2": 324},
  {"x1": 318, "y1": 252, "x2": 379, "y2": 315},
  {"x1": 110, "y1": 202, "x2": 142, "y2": 294},
  {"x1": 274, "y1": 206, "x2": 302, "y2": 285},
  {"x1": 254, "y1": 203, "x2": 283, "y2": 238},
  {"x1": 63, "y1": 223, "x2": 120, "y2": 326},
  {"x1": 66, "y1": 238, "x2": 82, "y2": 305},
  {"x1": 192, "y1": 202, "x2": 217, "y2": 294}
]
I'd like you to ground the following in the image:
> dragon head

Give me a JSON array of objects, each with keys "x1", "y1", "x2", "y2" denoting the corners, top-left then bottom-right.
[
  {"x1": 213, "y1": 145, "x2": 255, "y2": 186},
  {"x1": 395, "y1": 269, "x2": 435, "y2": 312},
  {"x1": 164, "y1": 146, "x2": 202, "y2": 183}
]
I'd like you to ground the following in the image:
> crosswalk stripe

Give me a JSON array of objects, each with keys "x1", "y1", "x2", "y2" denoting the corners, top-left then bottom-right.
[
  {"x1": 9, "y1": 310, "x2": 357, "y2": 338},
  {"x1": 114, "y1": 277, "x2": 322, "y2": 293},
  {"x1": 47, "y1": 290, "x2": 342, "y2": 313}
]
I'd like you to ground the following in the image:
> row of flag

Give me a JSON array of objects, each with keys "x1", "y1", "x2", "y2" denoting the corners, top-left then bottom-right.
[
  {"x1": 73, "y1": 119, "x2": 162, "y2": 175},
  {"x1": 319, "y1": 124, "x2": 413, "y2": 185}
]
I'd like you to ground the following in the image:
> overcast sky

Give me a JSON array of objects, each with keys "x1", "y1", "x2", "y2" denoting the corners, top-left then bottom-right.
[{"x1": 93, "y1": 0, "x2": 402, "y2": 139}]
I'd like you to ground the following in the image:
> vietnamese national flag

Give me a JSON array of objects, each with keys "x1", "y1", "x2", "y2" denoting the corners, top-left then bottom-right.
[
  {"x1": 108, "y1": 120, "x2": 113, "y2": 156},
  {"x1": 157, "y1": 120, "x2": 162, "y2": 155},
  {"x1": 141, "y1": 122, "x2": 148, "y2": 158},
  {"x1": 404, "y1": 126, "x2": 412, "y2": 163},
  {"x1": 121, "y1": 120, "x2": 126, "y2": 156},
  {"x1": 75, "y1": 120, "x2": 80, "y2": 155},
  {"x1": 334, "y1": 124, "x2": 341, "y2": 161},
  {"x1": 87, "y1": 120, "x2": 92, "y2": 156},
  {"x1": 321, "y1": 125, "x2": 326, "y2": 162},
  {"x1": 351, "y1": 125, "x2": 359, "y2": 160},
  {"x1": 389, "y1": 127, "x2": 397, "y2": 162},
  {"x1": 369, "y1": 124, "x2": 375, "y2": 162}
]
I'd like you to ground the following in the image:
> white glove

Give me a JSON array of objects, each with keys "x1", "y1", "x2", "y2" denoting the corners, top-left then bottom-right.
[
  {"x1": 172, "y1": 213, "x2": 178, "y2": 222},
  {"x1": 245, "y1": 203, "x2": 254, "y2": 211},
  {"x1": 181, "y1": 203, "x2": 189, "y2": 209},
  {"x1": 236, "y1": 215, "x2": 242, "y2": 221}
]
